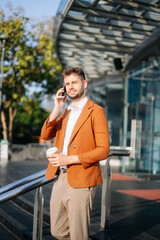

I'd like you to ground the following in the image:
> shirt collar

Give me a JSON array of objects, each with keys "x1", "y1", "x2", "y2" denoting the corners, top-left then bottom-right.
[{"x1": 68, "y1": 97, "x2": 88, "y2": 111}]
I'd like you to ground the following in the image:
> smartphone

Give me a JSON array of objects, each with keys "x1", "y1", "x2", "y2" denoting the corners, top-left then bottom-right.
[
  {"x1": 62, "y1": 86, "x2": 66, "y2": 101},
  {"x1": 62, "y1": 86, "x2": 66, "y2": 96}
]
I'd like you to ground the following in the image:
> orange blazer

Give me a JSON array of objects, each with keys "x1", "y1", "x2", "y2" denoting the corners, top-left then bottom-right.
[{"x1": 41, "y1": 99, "x2": 110, "y2": 188}]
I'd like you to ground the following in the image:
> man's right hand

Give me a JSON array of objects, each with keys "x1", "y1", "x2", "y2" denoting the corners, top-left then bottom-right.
[
  {"x1": 54, "y1": 88, "x2": 66, "y2": 110},
  {"x1": 49, "y1": 88, "x2": 67, "y2": 122}
]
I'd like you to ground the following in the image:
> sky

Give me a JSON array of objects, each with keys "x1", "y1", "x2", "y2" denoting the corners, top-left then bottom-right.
[
  {"x1": 0, "y1": 0, "x2": 62, "y2": 111},
  {"x1": 0, "y1": 0, "x2": 62, "y2": 21}
]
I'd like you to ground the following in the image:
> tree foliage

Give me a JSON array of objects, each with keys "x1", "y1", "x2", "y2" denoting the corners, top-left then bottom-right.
[
  {"x1": 0, "y1": 7, "x2": 62, "y2": 143},
  {"x1": 13, "y1": 94, "x2": 49, "y2": 144}
]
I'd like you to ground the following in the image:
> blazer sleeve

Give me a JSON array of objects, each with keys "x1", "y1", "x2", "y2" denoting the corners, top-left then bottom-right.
[
  {"x1": 41, "y1": 109, "x2": 68, "y2": 140},
  {"x1": 78, "y1": 107, "x2": 110, "y2": 168},
  {"x1": 41, "y1": 117, "x2": 57, "y2": 140}
]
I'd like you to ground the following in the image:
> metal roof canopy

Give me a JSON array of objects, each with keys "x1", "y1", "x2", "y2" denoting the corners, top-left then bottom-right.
[{"x1": 54, "y1": 0, "x2": 160, "y2": 81}]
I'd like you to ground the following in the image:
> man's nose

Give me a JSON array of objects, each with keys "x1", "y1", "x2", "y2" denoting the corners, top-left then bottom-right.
[{"x1": 69, "y1": 84, "x2": 74, "y2": 89}]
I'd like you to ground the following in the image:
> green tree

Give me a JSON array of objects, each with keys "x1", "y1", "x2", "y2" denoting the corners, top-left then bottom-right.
[
  {"x1": 0, "y1": 8, "x2": 62, "y2": 143},
  {"x1": 13, "y1": 94, "x2": 49, "y2": 144}
]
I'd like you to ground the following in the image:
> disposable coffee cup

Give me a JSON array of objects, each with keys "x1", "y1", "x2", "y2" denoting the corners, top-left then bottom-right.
[{"x1": 46, "y1": 147, "x2": 59, "y2": 157}]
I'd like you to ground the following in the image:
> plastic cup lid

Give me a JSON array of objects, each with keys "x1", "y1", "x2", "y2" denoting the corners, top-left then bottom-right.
[{"x1": 46, "y1": 147, "x2": 58, "y2": 156}]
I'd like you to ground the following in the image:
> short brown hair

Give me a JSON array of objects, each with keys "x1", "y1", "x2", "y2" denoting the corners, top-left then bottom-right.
[{"x1": 62, "y1": 66, "x2": 86, "y2": 81}]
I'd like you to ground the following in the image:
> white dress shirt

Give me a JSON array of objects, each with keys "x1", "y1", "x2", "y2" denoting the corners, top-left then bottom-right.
[{"x1": 60, "y1": 97, "x2": 88, "y2": 169}]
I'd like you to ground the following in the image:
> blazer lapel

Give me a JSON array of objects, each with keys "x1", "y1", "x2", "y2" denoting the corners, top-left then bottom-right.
[{"x1": 68, "y1": 99, "x2": 94, "y2": 146}]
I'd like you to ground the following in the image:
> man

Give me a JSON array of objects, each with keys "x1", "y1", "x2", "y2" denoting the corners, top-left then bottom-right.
[{"x1": 41, "y1": 66, "x2": 110, "y2": 240}]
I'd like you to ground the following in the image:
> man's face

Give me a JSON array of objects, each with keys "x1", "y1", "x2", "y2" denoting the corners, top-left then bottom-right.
[{"x1": 64, "y1": 73, "x2": 87, "y2": 100}]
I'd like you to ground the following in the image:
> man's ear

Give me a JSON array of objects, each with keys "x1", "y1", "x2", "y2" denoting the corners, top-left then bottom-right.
[{"x1": 84, "y1": 80, "x2": 87, "y2": 89}]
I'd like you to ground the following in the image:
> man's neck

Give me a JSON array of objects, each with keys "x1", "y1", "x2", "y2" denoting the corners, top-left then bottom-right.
[{"x1": 71, "y1": 95, "x2": 86, "y2": 107}]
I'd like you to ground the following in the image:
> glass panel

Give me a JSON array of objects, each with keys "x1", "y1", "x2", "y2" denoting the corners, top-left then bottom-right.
[
  {"x1": 89, "y1": 83, "x2": 123, "y2": 146},
  {"x1": 127, "y1": 55, "x2": 160, "y2": 174}
]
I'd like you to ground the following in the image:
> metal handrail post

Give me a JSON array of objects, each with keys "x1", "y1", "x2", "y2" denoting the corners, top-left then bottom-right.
[
  {"x1": 33, "y1": 188, "x2": 39, "y2": 240},
  {"x1": 100, "y1": 157, "x2": 112, "y2": 229},
  {"x1": 38, "y1": 187, "x2": 44, "y2": 240},
  {"x1": 32, "y1": 187, "x2": 44, "y2": 240}
]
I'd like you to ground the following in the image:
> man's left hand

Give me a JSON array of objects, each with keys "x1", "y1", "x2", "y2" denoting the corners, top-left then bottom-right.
[{"x1": 48, "y1": 153, "x2": 69, "y2": 167}]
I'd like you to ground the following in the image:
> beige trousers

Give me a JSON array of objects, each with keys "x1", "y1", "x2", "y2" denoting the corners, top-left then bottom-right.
[{"x1": 50, "y1": 171, "x2": 96, "y2": 240}]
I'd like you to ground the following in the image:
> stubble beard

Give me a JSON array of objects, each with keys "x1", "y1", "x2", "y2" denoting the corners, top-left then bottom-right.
[{"x1": 67, "y1": 87, "x2": 85, "y2": 100}]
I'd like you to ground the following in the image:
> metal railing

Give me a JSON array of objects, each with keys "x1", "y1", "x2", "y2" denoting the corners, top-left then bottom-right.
[
  {"x1": 0, "y1": 148, "x2": 130, "y2": 239},
  {"x1": 100, "y1": 147, "x2": 131, "y2": 229}
]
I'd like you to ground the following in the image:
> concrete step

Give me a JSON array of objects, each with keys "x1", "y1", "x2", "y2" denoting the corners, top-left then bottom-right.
[
  {"x1": 0, "y1": 223, "x2": 18, "y2": 240},
  {"x1": 0, "y1": 198, "x2": 54, "y2": 240},
  {"x1": 0, "y1": 200, "x2": 33, "y2": 240}
]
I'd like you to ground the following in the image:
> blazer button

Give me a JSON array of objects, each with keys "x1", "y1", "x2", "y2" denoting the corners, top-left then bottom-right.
[{"x1": 73, "y1": 145, "x2": 76, "y2": 149}]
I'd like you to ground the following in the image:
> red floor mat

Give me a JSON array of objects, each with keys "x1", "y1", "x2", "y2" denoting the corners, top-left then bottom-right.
[
  {"x1": 117, "y1": 189, "x2": 160, "y2": 202},
  {"x1": 112, "y1": 173, "x2": 139, "y2": 181}
]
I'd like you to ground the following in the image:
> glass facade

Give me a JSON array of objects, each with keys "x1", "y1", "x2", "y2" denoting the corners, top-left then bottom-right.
[
  {"x1": 127, "y1": 55, "x2": 160, "y2": 174},
  {"x1": 89, "y1": 53, "x2": 160, "y2": 175},
  {"x1": 89, "y1": 82, "x2": 124, "y2": 147}
]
